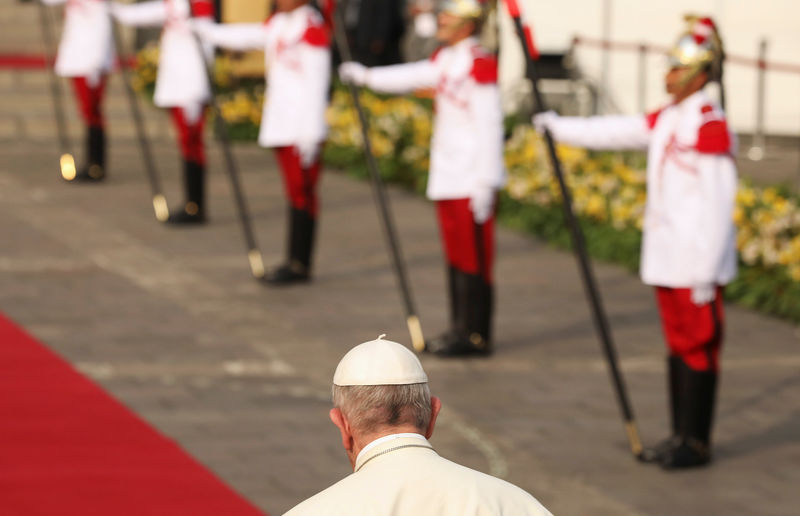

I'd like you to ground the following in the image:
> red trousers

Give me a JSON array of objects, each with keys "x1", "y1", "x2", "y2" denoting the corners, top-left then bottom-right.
[
  {"x1": 71, "y1": 76, "x2": 107, "y2": 127},
  {"x1": 169, "y1": 107, "x2": 207, "y2": 165},
  {"x1": 436, "y1": 198, "x2": 495, "y2": 284},
  {"x1": 274, "y1": 146, "x2": 322, "y2": 217},
  {"x1": 655, "y1": 286, "x2": 724, "y2": 372}
]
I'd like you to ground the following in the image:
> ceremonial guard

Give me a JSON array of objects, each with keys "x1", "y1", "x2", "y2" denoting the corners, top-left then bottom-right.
[
  {"x1": 111, "y1": 0, "x2": 215, "y2": 224},
  {"x1": 195, "y1": 0, "x2": 331, "y2": 283},
  {"x1": 534, "y1": 17, "x2": 736, "y2": 468},
  {"x1": 339, "y1": 0, "x2": 505, "y2": 357},
  {"x1": 40, "y1": 0, "x2": 114, "y2": 182}
]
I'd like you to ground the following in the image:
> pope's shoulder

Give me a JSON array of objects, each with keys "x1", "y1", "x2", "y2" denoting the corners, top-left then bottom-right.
[{"x1": 283, "y1": 450, "x2": 552, "y2": 516}]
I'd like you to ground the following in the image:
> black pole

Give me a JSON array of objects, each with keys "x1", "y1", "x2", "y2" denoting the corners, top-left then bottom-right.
[
  {"x1": 331, "y1": 3, "x2": 425, "y2": 351},
  {"x1": 185, "y1": 10, "x2": 266, "y2": 280},
  {"x1": 503, "y1": 0, "x2": 642, "y2": 457},
  {"x1": 35, "y1": 0, "x2": 76, "y2": 180},
  {"x1": 109, "y1": 19, "x2": 170, "y2": 222}
]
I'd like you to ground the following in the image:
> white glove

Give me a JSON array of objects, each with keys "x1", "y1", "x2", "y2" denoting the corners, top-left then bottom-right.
[
  {"x1": 413, "y1": 12, "x2": 437, "y2": 38},
  {"x1": 470, "y1": 187, "x2": 495, "y2": 224},
  {"x1": 109, "y1": 2, "x2": 125, "y2": 20},
  {"x1": 532, "y1": 110, "x2": 558, "y2": 133},
  {"x1": 339, "y1": 62, "x2": 369, "y2": 86},
  {"x1": 691, "y1": 284, "x2": 716, "y2": 306},
  {"x1": 296, "y1": 141, "x2": 319, "y2": 169}
]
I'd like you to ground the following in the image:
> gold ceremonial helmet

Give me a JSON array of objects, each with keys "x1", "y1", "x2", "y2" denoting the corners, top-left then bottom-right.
[
  {"x1": 668, "y1": 15, "x2": 724, "y2": 75},
  {"x1": 440, "y1": 0, "x2": 485, "y2": 19}
]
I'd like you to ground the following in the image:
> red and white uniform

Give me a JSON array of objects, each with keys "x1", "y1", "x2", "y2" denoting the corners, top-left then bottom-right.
[
  {"x1": 43, "y1": 0, "x2": 114, "y2": 128},
  {"x1": 545, "y1": 89, "x2": 738, "y2": 371},
  {"x1": 198, "y1": 5, "x2": 331, "y2": 150},
  {"x1": 360, "y1": 37, "x2": 505, "y2": 281},
  {"x1": 361, "y1": 36, "x2": 506, "y2": 201},
  {"x1": 198, "y1": 5, "x2": 331, "y2": 215},
  {"x1": 111, "y1": 0, "x2": 214, "y2": 109},
  {"x1": 113, "y1": 0, "x2": 214, "y2": 165},
  {"x1": 42, "y1": 0, "x2": 114, "y2": 80}
]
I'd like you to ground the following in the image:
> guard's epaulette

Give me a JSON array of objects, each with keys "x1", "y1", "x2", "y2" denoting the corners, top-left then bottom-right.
[
  {"x1": 696, "y1": 105, "x2": 731, "y2": 153},
  {"x1": 470, "y1": 51, "x2": 498, "y2": 84},
  {"x1": 190, "y1": 0, "x2": 214, "y2": 18},
  {"x1": 645, "y1": 107, "x2": 665, "y2": 129},
  {"x1": 302, "y1": 20, "x2": 329, "y2": 47}
]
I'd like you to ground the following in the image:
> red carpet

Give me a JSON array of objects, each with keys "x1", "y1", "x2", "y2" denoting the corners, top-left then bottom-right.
[{"x1": 0, "y1": 313, "x2": 267, "y2": 516}]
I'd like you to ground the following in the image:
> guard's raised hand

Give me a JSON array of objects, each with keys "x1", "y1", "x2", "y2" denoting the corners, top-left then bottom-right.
[
  {"x1": 338, "y1": 61, "x2": 369, "y2": 86},
  {"x1": 532, "y1": 110, "x2": 558, "y2": 132}
]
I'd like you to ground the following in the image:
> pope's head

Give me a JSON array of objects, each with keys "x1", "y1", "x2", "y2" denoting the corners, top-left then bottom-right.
[{"x1": 329, "y1": 336, "x2": 442, "y2": 469}]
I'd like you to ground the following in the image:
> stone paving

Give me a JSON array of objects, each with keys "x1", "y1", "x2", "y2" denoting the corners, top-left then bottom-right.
[{"x1": 1, "y1": 4, "x2": 800, "y2": 514}]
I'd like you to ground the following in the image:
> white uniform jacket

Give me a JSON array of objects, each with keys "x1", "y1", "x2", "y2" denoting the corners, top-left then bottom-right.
[
  {"x1": 42, "y1": 0, "x2": 114, "y2": 78},
  {"x1": 361, "y1": 37, "x2": 506, "y2": 201},
  {"x1": 545, "y1": 89, "x2": 738, "y2": 288},
  {"x1": 112, "y1": 0, "x2": 214, "y2": 108},
  {"x1": 284, "y1": 435, "x2": 552, "y2": 516},
  {"x1": 197, "y1": 5, "x2": 331, "y2": 149}
]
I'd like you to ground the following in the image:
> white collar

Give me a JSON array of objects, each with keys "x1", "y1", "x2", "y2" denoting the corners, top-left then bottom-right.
[
  {"x1": 673, "y1": 88, "x2": 710, "y2": 112},
  {"x1": 355, "y1": 433, "x2": 428, "y2": 466}
]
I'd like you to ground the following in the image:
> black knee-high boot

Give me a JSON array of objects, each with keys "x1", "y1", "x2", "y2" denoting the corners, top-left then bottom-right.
[
  {"x1": 425, "y1": 270, "x2": 492, "y2": 357},
  {"x1": 167, "y1": 160, "x2": 206, "y2": 225},
  {"x1": 660, "y1": 359, "x2": 717, "y2": 469},
  {"x1": 69, "y1": 126, "x2": 105, "y2": 182},
  {"x1": 466, "y1": 275, "x2": 493, "y2": 356},
  {"x1": 264, "y1": 208, "x2": 315, "y2": 285},
  {"x1": 425, "y1": 266, "x2": 469, "y2": 354}
]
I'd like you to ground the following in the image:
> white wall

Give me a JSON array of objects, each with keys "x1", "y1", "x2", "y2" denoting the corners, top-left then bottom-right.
[{"x1": 498, "y1": 0, "x2": 800, "y2": 135}]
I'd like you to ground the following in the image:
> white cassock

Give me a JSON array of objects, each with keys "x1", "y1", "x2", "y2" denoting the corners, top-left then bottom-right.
[
  {"x1": 195, "y1": 5, "x2": 330, "y2": 150},
  {"x1": 283, "y1": 434, "x2": 552, "y2": 516},
  {"x1": 111, "y1": 0, "x2": 213, "y2": 111},
  {"x1": 543, "y1": 89, "x2": 738, "y2": 288},
  {"x1": 42, "y1": 0, "x2": 114, "y2": 80},
  {"x1": 356, "y1": 36, "x2": 506, "y2": 201}
]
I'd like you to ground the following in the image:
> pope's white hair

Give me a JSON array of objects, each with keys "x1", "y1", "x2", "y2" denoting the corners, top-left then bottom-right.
[{"x1": 332, "y1": 383, "x2": 432, "y2": 434}]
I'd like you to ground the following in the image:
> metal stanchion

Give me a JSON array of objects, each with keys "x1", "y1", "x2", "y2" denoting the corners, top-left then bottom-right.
[
  {"x1": 637, "y1": 44, "x2": 647, "y2": 113},
  {"x1": 748, "y1": 39, "x2": 768, "y2": 162}
]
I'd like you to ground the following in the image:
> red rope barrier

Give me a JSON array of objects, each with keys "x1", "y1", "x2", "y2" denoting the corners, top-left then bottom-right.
[{"x1": 0, "y1": 53, "x2": 137, "y2": 70}]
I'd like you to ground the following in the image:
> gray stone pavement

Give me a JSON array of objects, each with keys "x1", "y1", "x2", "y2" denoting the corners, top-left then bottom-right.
[{"x1": 1, "y1": 125, "x2": 800, "y2": 515}]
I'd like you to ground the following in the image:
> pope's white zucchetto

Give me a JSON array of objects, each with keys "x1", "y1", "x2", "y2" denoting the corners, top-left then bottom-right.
[{"x1": 333, "y1": 335, "x2": 428, "y2": 386}]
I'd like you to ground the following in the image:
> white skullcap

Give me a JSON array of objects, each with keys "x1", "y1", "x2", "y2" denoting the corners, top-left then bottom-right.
[{"x1": 333, "y1": 335, "x2": 428, "y2": 386}]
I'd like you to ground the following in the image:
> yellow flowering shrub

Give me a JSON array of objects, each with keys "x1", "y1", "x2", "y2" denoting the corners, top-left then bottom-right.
[{"x1": 325, "y1": 89, "x2": 433, "y2": 174}]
